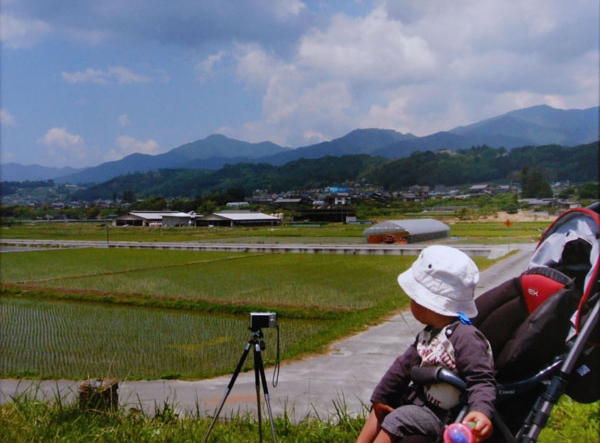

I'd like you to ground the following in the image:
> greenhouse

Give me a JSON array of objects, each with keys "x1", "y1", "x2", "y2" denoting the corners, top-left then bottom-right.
[{"x1": 363, "y1": 219, "x2": 450, "y2": 244}]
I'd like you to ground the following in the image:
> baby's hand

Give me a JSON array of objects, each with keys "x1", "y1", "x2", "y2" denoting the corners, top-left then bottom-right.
[
  {"x1": 372, "y1": 402, "x2": 394, "y2": 422},
  {"x1": 463, "y1": 411, "x2": 493, "y2": 441}
]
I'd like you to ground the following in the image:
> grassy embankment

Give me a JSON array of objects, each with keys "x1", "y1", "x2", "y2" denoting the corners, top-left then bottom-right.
[{"x1": 1, "y1": 388, "x2": 597, "y2": 442}]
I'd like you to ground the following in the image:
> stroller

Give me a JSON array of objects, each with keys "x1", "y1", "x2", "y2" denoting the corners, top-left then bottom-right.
[{"x1": 410, "y1": 204, "x2": 600, "y2": 443}]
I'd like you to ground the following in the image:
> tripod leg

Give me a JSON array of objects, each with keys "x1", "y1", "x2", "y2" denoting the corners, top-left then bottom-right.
[
  {"x1": 202, "y1": 341, "x2": 252, "y2": 443},
  {"x1": 255, "y1": 343, "x2": 278, "y2": 443},
  {"x1": 254, "y1": 342, "x2": 263, "y2": 443}
]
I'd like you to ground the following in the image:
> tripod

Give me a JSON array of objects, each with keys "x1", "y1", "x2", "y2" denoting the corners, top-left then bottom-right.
[{"x1": 202, "y1": 328, "x2": 278, "y2": 443}]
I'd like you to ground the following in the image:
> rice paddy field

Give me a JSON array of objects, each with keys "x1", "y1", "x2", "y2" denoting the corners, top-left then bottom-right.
[
  {"x1": 1, "y1": 247, "x2": 493, "y2": 380},
  {"x1": 0, "y1": 219, "x2": 540, "y2": 381}
]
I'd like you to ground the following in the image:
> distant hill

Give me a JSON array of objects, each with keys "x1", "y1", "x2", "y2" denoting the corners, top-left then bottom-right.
[
  {"x1": 0, "y1": 163, "x2": 83, "y2": 182},
  {"x1": 373, "y1": 105, "x2": 599, "y2": 158},
  {"x1": 450, "y1": 105, "x2": 599, "y2": 146},
  {"x1": 2, "y1": 105, "x2": 598, "y2": 183},
  {"x1": 169, "y1": 134, "x2": 286, "y2": 159},
  {"x1": 260, "y1": 128, "x2": 415, "y2": 165},
  {"x1": 54, "y1": 135, "x2": 290, "y2": 184}
]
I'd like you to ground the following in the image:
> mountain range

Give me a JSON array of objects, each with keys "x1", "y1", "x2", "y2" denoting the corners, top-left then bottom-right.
[{"x1": 2, "y1": 104, "x2": 598, "y2": 184}]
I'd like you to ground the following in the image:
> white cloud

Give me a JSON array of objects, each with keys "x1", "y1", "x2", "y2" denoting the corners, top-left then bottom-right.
[
  {"x1": 61, "y1": 68, "x2": 109, "y2": 85},
  {"x1": 228, "y1": 7, "x2": 441, "y2": 145},
  {"x1": 298, "y1": 8, "x2": 436, "y2": 86},
  {"x1": 62, "y1": 66, "x2": 152, "y2": 85},
  {"x1": 234, "y1": 44, "x2": 279, "y2": 91},
  {"x1": 196, "y1": 51, "x2": 228, "y2": 82},
  {"x1": 116, "y1": 136, "x2": 159, "y2": 155},
  {"x1": 36, "y1": 127, "x2": 89, "y2": 165},
  {"x1": 107, "y1": 66, "x2": 152, "y2": 84},
  {"x1": 272, "y1": 0, "x2": 307, "y2": 20},
  {"x1": 38, "y1": 127, "x2": 85, "y2": 148},
  {"x1": 0, "y1": 14, "x2": 52, "y2": 49},
  {"x1": 0, "y1": 109, "x2": 18, "y2": 127},
  {"x1": 227, "y1": 0, "x2": 599, "y2": 145},
  {"x1": 103, "y1": 136, "x2": 160, "y2": 162},
  {"x1": 118, "y1": 114, "x2": 131, "y2": 127}
]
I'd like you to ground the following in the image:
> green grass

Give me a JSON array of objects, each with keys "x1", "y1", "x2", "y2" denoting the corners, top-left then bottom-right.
[
  {"x1": 0, "y1": 388, "x2": 597, "y2": 442},
  {"x1": 446, "y1": 220, "x2": 549, "y2": 244},
  {"x1": 1, "y1": 222, "x2": 368, "y2": 243}
]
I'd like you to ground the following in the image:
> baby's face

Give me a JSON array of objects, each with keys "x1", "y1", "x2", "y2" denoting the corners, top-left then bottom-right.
[
  {"x1": 410, "y1": 300, "x2": 434, "y2": 324},
  {"x1": 410, "y1": 300, "x2": 454, "y2": 328}
]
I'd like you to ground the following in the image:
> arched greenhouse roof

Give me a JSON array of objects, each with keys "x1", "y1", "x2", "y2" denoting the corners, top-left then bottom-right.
[{"x1": 362, "y1": 219, "x2": 450, "y2": 237}]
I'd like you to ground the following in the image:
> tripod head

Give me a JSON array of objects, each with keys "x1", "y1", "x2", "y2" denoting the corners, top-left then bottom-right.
[{"x1": 249, "y1": 328, "x2": 266, "y2": 350}]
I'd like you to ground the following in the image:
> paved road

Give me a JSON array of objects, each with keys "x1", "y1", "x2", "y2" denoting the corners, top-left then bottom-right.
[{"x1": 0, "y1": 243, "x2": 536, "y2": 422}]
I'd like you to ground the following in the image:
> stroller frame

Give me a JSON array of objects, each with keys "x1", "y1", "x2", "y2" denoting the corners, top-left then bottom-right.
[
  {"x1": 412, "y1": 205, "x2": 600, "y2": 443},
  {"x1": 515, "y1": 292, "x2": 599, "y2": 443}
]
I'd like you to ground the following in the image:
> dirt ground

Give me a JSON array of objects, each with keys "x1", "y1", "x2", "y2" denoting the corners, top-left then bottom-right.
[{"x1": 446, "y1": 210, "x2": 558, "y2": 223}]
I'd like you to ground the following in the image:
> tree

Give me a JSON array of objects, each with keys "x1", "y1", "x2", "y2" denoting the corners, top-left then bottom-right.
[
  {"x1": 521, "y1": 167, "x2": 552, "y2": 198},
  {"x1": 85, "y1": 206, "x2": 101, "y2": 220},
  {"x1": 123, "y1": 189, "x2": 135, "y2": 203},
  {"x1": 579, "y1": 182, "x2": 600, "y2": 199}
]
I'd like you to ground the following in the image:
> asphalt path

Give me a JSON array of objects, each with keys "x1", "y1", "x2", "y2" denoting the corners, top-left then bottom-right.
[{"x1": 0, "y1": 243, "x2": 536, "y2": 422}]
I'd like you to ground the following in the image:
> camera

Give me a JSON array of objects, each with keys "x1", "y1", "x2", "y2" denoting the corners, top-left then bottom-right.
[{"x1": 249, "y1": 312, "x2": 277, "y2": 331}]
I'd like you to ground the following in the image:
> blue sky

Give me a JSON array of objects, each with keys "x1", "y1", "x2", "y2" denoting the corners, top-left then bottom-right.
[{"x1": 1, "y1": 0, "x2": 598, "y2": 169}]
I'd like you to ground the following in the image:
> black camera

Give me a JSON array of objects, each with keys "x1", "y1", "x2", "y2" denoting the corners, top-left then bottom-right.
[{"x1": 249, "y1": 312, "x2": 277, "y2": 331}]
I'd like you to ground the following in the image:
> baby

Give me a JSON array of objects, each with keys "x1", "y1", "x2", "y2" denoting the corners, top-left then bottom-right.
[{"x1": 357, "y1": 245, "x2": 496, "y2": 443}]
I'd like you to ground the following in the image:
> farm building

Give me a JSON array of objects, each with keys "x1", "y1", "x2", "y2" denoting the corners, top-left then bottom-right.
[
  {"x1": 292, "y1": 208, "x2": 357, "y2": 223},
  {"x1": 363, "y1": 219, "x2": 450, "y2": 244},
  {"x1": 112, "y1": 211, "x2": 196, "y2": 227},
  {"x1": 196, "y1": 211, "x2": 282, "y2": 227}
]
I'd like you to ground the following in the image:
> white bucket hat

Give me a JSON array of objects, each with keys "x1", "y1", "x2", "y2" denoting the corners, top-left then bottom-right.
[{"x1": 397, "y1": 245, "x2": 479, "y2": 317}]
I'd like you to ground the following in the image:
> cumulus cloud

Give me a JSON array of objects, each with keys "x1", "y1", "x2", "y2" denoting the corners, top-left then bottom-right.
[
  {"x1": 38, "y1": 127, "x2": 85, "y2": 148},
  {"x1": 103, "y1": 136, "x2": 160, "y2": 162},
  {"x1": 298, "y1": 8, "x2": 436, "y2": 86},
  {"x1": 196, "y1": 51, "x2": 228, "y2": 82},
  {"x1": 62, "y1": 66, "x2": 153, "y2": 85},
  {"x1": 227, "y1": 0, "x2": 599, "y2": 144},
  {"x1": 36, "y1": 128, "x2": 89, "y2": 165},
  {"x1": 0, "y1": 109, "x2": 18, "y2": 127}
]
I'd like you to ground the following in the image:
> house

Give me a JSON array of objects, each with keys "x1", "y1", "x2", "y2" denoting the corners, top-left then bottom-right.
[
  {"x1": 195, "y1": 211, "x2": 282, "y2": 227},
  {"x1": 469, "y1": 184, "x2": 491, "y2": 194},
  {"x1": 112, "y1": 211, "x2": 195, "y2": 227},
  {"x1": 226, "y1": 201, "x2": 250, "y2": 208}
]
